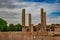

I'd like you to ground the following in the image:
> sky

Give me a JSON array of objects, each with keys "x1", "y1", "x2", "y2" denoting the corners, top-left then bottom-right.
[{"x1": 0, "y1": 0, "x2": 60, "y2": 25}]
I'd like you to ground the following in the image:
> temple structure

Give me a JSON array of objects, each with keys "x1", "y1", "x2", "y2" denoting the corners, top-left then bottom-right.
[
  {"x1": 0, "y1": 8, "x2": 60, "y2": 40},
  {"x1": 21, "y1": 8, "x2": 47, "y2": 32}
]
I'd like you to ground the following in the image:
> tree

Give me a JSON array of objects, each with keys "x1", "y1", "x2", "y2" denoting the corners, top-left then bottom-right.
[
  {"x1": 14, "y1": 24, "x2": 22, "y2": 31},
  {"x1": 0, "y1": 18, "x2": 7, "y2": 31},
  {"x1": 8, "y1": 24, "x2": 14, "y2": 31}
]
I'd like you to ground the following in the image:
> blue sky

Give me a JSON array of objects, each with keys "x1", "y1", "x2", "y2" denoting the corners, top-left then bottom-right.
[
  {"x1": 48, "y1": 12, "x2": 60, "y2": 18},
  {"x1": 16, "y1": 0, "x2": 60, "y2": 3},
  {"x1": 0, "y1": 0, "x2": 60, "y2": 25}
]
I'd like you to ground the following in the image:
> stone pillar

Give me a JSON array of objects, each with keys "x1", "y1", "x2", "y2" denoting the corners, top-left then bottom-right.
[
  {"x1": 41, "y1": 8, "x2": 46, "y2": 31},
  {"x1": 41, "y1": 8, "x2": 44, "y2": 30},
  {"x1": 41, "y1": 8, "x2": 44, "y2": 25},
  {"x1": 22, "y1": 9, "x2": 25, "y2": 32},
  {"x1": 43, "y1": 12, "x2": 46, "y2": 29},
  {"x1": 28, "y1": 13, "x2": 31, "y2": 32}
]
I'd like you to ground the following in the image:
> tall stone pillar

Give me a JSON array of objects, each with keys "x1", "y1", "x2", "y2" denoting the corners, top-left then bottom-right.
[
  {"x1": 43, "y1": 12, "x2": 46, "y2": 29},
  {"x1": 41, "y1": 8, "x2": 44, "y2": 30},
  {"x1": 41, "y1": 8, "x2": 46, "y2": 31},
  {"x1": 28, "y1": 13, "x2": 31, "y2": 32},
  {"x1": 41, "y1": 8, "x2": 43, "y2": 27},
  {"x1": 22, "y1": 9, "x2": 25, "y2": 32}
]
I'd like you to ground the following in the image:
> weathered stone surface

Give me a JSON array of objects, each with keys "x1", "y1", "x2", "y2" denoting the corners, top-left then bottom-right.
[{"x1": 0, "y1": 32, "x2": 60, "y2": 40}]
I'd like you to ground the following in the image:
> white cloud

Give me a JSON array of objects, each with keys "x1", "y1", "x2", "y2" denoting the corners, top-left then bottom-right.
[
  {"x1": 0, "y1": 2, "x2": 60, "y2": 25},
  {"x1": 47, "y1": 16, "x2": 60, "y2": 25}
]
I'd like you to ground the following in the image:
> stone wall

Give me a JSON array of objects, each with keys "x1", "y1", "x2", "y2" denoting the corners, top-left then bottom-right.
[{"x1": 0, "y1": 32, "x2": 60, "y2": 40}]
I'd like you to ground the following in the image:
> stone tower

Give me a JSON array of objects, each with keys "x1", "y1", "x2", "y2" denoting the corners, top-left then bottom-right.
[
  {"x1": 41, "y1": 8, "x2": 46, "y2": 31},
  {"x1": 22, "y1": 9, "x2": 25, "y2": 32},
  {"x1": 28, "y1": 14, "x2": 31, "y2": 32}
]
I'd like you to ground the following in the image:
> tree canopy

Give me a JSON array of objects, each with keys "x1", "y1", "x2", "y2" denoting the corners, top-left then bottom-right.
[
  {"x1": 0, "y1": 18, "x2": 22, "y2": 32},
  {"x1": 14, "y1": 24, "x2": 22, "y2": 31},
  {"x1": 0, "y1": 18, "x2": 7, "y2": 31},
  {"x1": 8, "y1": 24, "x2": 22, "y2": 31}
]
